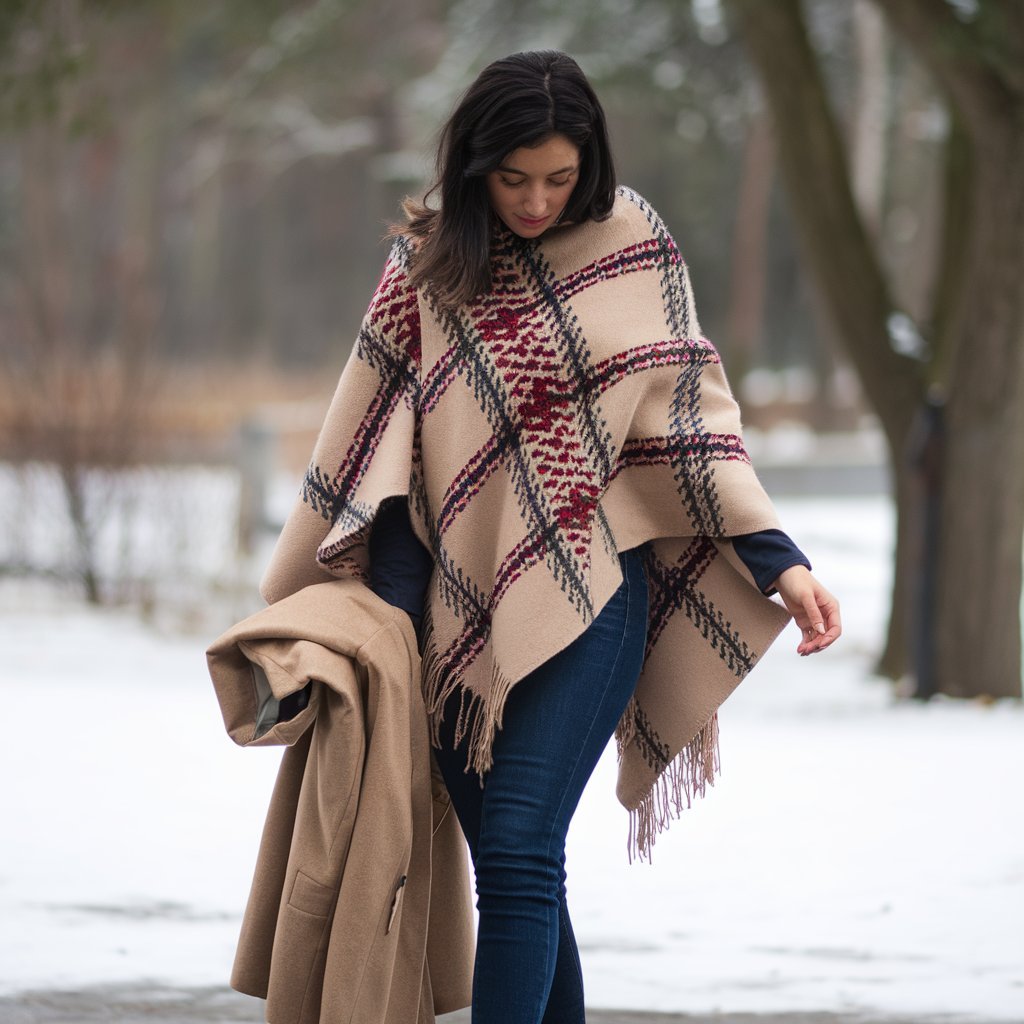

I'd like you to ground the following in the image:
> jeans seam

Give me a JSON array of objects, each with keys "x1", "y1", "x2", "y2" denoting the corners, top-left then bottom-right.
[{"x1": 560, "y1": 901, "x2": 585, "y2": 994}]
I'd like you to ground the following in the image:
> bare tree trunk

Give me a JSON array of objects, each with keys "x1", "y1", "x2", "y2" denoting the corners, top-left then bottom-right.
[
  {"x1": 875, "y1": 0, "x2": 1024, "y2": 697},
  {"x1": 885, "y1": 56, "x2": 945, "y2": 330},
  {"x1": 725, "y1": 108, "x2": 775, "y2": 385},
  {"x1": 5, "y1": 2, "x2": 166, "y2": 603},
  {"x1": 851, "y1": 0, "x2": 889, "y2": 237},
  {"x1": 933, "y1": 128, "x2": 1024, "y2": 698},
  {"x1": 929, "y1": 114, "x2": 971, "y2": 389},
  {"x1": 60, "y1": 462, "x2": 101, "y2": 603},
  {"x1": 726, "y1": 0, "x2": 925, "y2": 681}
]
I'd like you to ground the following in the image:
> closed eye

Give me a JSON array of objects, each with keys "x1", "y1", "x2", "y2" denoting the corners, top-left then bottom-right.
[{"x1": 498, "y1": 175, "x2": 575, "y2": 188}]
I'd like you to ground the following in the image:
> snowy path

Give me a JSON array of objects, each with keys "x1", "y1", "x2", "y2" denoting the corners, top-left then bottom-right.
[{"x1": 0, "y1": 496, "x2": 1021, "y2": 1021}]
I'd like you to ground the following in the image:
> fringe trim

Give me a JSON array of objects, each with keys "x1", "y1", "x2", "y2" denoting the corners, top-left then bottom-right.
[
  {"x1": 625, "y1": 710, "x2": 721, "y2": 864},
  {"x1": 417, "y1": 601, "x2": 518, "y2": 778},
  {"x1": 417, "y1": 612, "x2": 722, "y2": 862}
]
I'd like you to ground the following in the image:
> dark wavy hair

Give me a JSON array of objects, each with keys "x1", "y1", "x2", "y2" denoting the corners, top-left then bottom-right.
[{"x1": 394, "y1": 50, "x2": 617, "y2": 308}]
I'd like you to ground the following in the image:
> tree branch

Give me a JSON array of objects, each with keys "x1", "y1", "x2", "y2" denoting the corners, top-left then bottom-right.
[
  {"x1": 927, "y1": 109, "x2": 972, "y2": 391},
  {"x1": 871, "y1": 0, "x2": 1024, "y2": 130},
  {"x1": 725, "y1": 0, "x2": 924, "y2": 449}
]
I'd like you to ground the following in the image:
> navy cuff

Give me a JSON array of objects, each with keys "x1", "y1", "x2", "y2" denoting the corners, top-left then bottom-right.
[{"x1": 731, "y1": 528, "x2": 811, "y2": 594}]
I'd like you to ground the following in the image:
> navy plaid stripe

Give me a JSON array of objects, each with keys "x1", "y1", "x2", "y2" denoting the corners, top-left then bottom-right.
[{"x1": 644, "y1": 540, "x2": 754, "y2": 677}]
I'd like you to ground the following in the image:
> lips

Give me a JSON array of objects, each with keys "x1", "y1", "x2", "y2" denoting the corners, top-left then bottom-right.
[{"x1": 516, "y1": 214, "x2": 549, "y2": 228}]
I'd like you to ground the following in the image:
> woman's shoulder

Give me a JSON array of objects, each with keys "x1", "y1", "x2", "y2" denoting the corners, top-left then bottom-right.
[
  {"x1": 559, "y1": 185, "x2": 674, "y2": 246},
  {"x1": 362, "y1": 234, "x2": 420, "y2": 326},
  {"x1": 614, "y1": 182, "x2": 666, "y2": 220},
  {"x1": 609, "y1": 185, "x2": 678, "y2": 246},
  {"x1": 373, "y1": 233, "x2": 421, "y2": 294},
  {"x1": 546, "y1": 185, "x2": 679, "y2": 264},
  {"x1": 385, "y1": 230, "x2": 419, "y2": 268}
]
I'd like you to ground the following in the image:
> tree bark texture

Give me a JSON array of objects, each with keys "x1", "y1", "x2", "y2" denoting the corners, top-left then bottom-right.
[
  {"x1": 730, "y1": 0, "x2": 1024, "y2": 697},
  {"x1": 875, "y1": 0, "x2": 1024, "y2": 697},
  {"x1": 725, "y1": 0, "x2": 925, "y2": 454},
  {"x1": 726, "y1": 0, "x2": 925, "y2": 680},
  {"x1": 725, "y1": 109, "x2": 775, "y2": 383},
  {"x1": 851, "y1": 0, "x2": 888, "y2": 237},
  {"x1": 933, "y1": 132, "x2": 1024, "y2": 698}
]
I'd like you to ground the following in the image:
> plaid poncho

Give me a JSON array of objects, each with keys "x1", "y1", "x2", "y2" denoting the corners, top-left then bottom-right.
[{"x1": 261, "y1": 187, "x2": 791, "y2": 859}]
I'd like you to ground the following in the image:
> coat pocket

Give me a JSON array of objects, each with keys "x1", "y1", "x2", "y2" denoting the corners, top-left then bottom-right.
[
  {"x1": 385, "y1": 873, "x2": 407, "y2": 935},
  {"x1": 287, "y1": 869, "x2": 336, "y2": 917}
]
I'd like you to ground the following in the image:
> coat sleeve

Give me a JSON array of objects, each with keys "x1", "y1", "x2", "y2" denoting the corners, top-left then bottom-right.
[{"x1": 260, "y1": 238, "x2": 423, "y2": 604}]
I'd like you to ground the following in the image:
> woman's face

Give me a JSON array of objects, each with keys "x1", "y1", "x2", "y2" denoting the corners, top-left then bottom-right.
[{"x1": 485, "y1": 133, "x2": 581, "y2": 238}]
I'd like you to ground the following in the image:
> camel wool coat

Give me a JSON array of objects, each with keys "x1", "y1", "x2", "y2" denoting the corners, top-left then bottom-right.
[{"x1": 207, "y1": 577, "x2": 475, "y2": 1024}]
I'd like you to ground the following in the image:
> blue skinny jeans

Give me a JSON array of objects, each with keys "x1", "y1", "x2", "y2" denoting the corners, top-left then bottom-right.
[{"x1": 433, "y1": 546, "x2": 649, "y2": 1024}]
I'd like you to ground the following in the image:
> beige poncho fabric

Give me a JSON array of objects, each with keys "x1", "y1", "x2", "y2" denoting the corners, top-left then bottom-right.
[{"x1": 262, "y1": 186, "x2": 791, "y2": 859}]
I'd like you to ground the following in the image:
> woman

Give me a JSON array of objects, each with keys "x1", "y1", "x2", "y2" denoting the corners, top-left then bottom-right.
[{"x1": 265, "y1": 50, "x2": 840, "y2": 1024}]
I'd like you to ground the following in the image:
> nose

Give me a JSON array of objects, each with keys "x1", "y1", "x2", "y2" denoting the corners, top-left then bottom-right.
[{"x1": 522, "y1": 185, "x2": 547, "y2": 217}]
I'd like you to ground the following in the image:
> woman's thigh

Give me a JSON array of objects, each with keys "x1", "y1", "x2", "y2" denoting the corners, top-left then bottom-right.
[
  {"x1": 433, "y1": 547, "x2": 648, "y2": 858},
  {"x1": 475, "y1": 548, "x2": 649, "y2": 867}
]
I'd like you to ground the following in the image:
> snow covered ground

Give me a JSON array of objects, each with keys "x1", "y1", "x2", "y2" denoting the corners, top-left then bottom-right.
[{"x1": 0, "y1": 493, "x2": 1021, "y2": 1021}]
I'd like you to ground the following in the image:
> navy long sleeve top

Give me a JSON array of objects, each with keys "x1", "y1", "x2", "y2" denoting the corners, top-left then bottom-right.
[{"x1": 368, "y1": 497, "x2": 810, "y2": 635}]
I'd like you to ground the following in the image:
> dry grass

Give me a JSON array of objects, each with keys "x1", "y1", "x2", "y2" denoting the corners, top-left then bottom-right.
[{"x1": 0, "y1": 357, "x2": 343, "y2": 472}]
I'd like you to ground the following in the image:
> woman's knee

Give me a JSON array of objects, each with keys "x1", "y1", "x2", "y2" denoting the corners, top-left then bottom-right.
[{"x1": 474, "y1": 814, "x2": 565, "y2": 902}]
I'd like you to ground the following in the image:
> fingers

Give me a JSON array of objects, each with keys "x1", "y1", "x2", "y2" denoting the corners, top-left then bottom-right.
[
  {"x1": 795, "y1": 583, "x2": 841, "y2": 657},
  {"x1": 803, "y1": 591, "x2": 826, "y2": 634},
  {"x1": 797, "y1": 626, "x2": 833, "y2": 655},
  {"x1": 774, "y1": 569, "x2": 841, "y2": 656}
]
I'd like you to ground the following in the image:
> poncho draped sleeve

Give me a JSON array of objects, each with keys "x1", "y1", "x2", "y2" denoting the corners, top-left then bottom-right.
[
  {"x1": 261, "y1": 236, "x2": 424, "y2": 602},
  {"x1": 261, "y1": 187, "x2": 793, "y2": 860}
]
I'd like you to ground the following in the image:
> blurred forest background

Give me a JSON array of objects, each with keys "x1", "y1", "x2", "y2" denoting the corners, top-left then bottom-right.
[{"x1": 0, "y1": 0, "x2": 1021, "y2": 699}]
